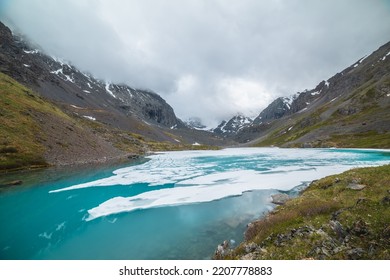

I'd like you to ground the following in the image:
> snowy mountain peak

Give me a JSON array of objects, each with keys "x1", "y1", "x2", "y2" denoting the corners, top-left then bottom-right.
[{"x1": 213, "y1": 114, "x2": 253, "y2": 136}]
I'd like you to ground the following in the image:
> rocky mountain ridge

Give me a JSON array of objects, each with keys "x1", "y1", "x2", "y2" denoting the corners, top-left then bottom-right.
[
  {"x1": 229, "y1": 40, "x2": 390, "y2": 147},
  {"x1": 0, "y1": 21, "x2": 182, "y2": 129},
  {"x1": 0, "y1": 21, "x2": 227, "y2": 170},
  {"x1": 0, "y1": 21, "x2": 227, "y2": 140}
]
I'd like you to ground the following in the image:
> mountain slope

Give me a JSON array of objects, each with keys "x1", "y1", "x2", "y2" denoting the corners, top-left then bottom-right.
[
  {"x1": 0, "y1": 21, "x2": 228, "y2": 163},
  {"x1": 0, "y1": 21, "x2": 181, "y2": 130},
  {"x1": 0, "y1": 72, "x2": 224, "y2": 171},
  {"x1": 0, "y1": 72, "x2": 131, "y2": 170},
  {"x1": 0, "y1": 22, "x2": 228, "y2": 171},
  {"x1": 238, "y1": 41, "x2": 390, "y2": 148}
]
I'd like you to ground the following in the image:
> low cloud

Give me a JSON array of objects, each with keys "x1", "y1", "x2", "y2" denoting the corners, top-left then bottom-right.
[{"x1": 2, "y1": 0, "x2": 390, "y2": 126}]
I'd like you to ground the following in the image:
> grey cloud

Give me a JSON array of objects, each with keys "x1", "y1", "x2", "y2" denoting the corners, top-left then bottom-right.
[{"x1": 1, "y1": 0, "x2": 390, "y2": 126}]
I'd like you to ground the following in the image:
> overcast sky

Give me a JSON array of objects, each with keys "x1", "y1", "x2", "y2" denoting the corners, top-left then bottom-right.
[{"x1": 1, "y1": 0, "x2": 390, "y2": 126}]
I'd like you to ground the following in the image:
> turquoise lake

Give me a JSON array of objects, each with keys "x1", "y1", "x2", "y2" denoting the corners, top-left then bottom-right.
[{"x1": 0, "y1": 148, "x2": 389, "y2": 259}]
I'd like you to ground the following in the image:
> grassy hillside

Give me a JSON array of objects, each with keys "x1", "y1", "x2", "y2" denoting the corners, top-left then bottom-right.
[
  {"x1": 0, "y1": 72, "x2": 65, "y2": 170},
  {"x1": 218, "y1": 164, "x2": 390, "y2": 260}
]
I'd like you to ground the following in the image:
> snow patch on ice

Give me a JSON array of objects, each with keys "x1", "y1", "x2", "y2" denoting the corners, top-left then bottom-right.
[
  {"x1": 39, "y1": 232, "x2": 52, "y2": 239},
  {"x1": 55, "y1": 222, "x2": 66, "y2": 231}
]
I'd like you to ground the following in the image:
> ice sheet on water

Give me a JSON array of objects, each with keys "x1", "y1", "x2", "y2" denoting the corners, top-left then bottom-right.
[
  {"x1": 48, "y1": 148, "x2": 389, "y2": 220},
  {"x1": 86, "y1": 165, "x2": 351, "y2": 220},
  {"x1": 50, "y1": 148, "x2": 380, "y2": 194}
]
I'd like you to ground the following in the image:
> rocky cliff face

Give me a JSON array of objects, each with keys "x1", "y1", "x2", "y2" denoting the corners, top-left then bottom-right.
[
  {"x1": 253, "y1": 81, "x2": 330, "y2": 124},
  {"x1": 252, "y1": 97, "x2": 291, "y2": 124}
]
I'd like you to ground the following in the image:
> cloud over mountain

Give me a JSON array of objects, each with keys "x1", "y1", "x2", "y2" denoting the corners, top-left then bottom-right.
[{"x1": 1, "y1": 0, "x2": 390, "y2": 126}]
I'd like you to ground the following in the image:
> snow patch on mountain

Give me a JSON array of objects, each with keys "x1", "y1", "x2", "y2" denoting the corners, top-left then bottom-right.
[
  {"x1": 382, "y1": 51, "x2": 390, "y2": 61},
  {"x1": 83, "y1": 115, "x2": 96, "y2": 121},
  {"x1": 310, "y1": 91, "x2": 320, "y2": 96},
  {"x1": 105, "y1": 82, "x2": 116, "y2": 98},
  {"x1": 353, "y1": 55, "x2": 367, "y2": 67},
  {"x1": 23, "y1": 49, "x2": 39, "y2": 54}
]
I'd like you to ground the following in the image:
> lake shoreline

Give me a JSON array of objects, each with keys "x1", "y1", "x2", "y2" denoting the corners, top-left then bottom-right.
[
  {"x1": 215, "y1": 164, "x2": 390, "y2": 260},
  {"x1": 0, "y1": 153, "x2": 149, "y2": 189}
]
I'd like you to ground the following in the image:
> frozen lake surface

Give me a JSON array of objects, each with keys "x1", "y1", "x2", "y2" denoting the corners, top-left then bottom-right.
[{"x1": 1, "y1": 148, "x2": 389, "y2": 259}]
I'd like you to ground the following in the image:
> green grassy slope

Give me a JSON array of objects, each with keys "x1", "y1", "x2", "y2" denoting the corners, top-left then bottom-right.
[{"x1": 0, "y1": 72, "x2": 67, "y2": 170}]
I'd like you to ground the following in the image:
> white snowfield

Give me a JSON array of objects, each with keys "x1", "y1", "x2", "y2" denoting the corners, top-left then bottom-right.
[{"x1": 49, "y1": 148, "x2": 390, "y2": 220}]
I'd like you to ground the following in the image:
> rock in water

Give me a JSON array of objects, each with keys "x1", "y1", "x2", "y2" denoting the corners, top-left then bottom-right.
[{"x1": 214, "y1": 240, "x2": 231, "y2": 259}]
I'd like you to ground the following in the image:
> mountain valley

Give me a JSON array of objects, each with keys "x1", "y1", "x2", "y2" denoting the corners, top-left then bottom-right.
[{"x1": 1, "y1": 20, "x2": 389, "y2": 172}]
